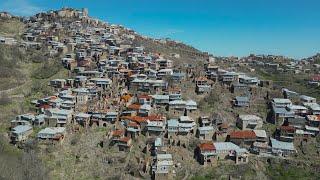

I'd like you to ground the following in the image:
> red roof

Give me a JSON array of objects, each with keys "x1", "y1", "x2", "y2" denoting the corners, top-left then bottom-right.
[
  {"x1": 127, "y1": 104, "x2": 141, "y2": 110},
  {"x1": 112, "y1": 129, "x2": 125, "y2": 137},
  {"x1": 137, "y1": 94, "x2": 152, "y2": 100},
  {"x1": 121, "y1": 94, "x2": 132, "y2": 102},
  {"x1": 195, "y1": 76, "x2": 208, "y2": 82},
  {"x1": 229, "y1": 130, "x2": 256, "y2": 139},
  {"x1": 311, "y1": 74, "x2": 320, "y2": 82},
  {"x1": 280, "y1": 125, "x2": 295, "y2": 132},
  {"x1": 147, "y1": 114, "x2": 165, "y2": 121},
  {"x1": 198, "y1": 142, "x2": 215, "y2": 151},
  {"x1": 39, "y1": 104, "x2": 51, "y2": 109},
  {"x1": 50, "y1": 96, "x2": 57, "y2": 100},
  {"x1": 53, "y1": 134, "x2": 64, "y2": 141},
  {"x1": 121, "y1": 116, "x2": 147, "y2": 124}
]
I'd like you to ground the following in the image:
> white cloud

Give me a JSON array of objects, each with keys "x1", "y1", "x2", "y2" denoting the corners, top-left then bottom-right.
[{"x1": 1, "y1": 0, "x2": 43, "y2": 16}]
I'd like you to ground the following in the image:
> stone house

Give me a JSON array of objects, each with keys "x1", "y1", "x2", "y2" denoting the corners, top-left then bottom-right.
[
  {"x1": 10, "y1": 125, "x2": 33, "y2": 144},
  {"x1": 228, "y1": 130, "x2": 257, "y2": 148},
  {"x1": 237, "y1": 114, "x2": 263, "y2": 130},
  {"x1": 195, "y1": 142, "x2": 216, "y2": 166},
  {"x1": 197, "y1": 126, "x2": 214, "y2": 140}
]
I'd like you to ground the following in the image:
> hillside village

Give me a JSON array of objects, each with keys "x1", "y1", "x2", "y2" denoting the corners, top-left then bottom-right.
[{"x1": 1, "y1": 8, "x2": 320, "y2": 180}]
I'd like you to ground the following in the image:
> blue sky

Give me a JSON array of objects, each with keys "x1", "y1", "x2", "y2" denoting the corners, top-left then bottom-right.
[{"x1": 1, "y1": 0, "x2": 320, "y2": 58}]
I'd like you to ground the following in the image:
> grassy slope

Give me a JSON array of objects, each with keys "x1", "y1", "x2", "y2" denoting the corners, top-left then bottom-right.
[
  {"x1": 0, "y1": 17, "x2": 25, "y2": 38},
  {"x1": 191, "y1": 157, "x2": 320, "y2": 180},
  {"x1": 0, "y1": 66, "x2": 67, "y2": 131},
  {"x1": 0, "y1": 18, "x2": 67, "y2": 180},
  {"x1": 254, "y1": 68, "x2": 320, "y2": 99}
]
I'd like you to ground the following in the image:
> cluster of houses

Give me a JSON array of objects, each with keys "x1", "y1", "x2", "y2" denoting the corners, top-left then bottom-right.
[
  {"x1": 212, "y1": 54, "x2": 320, "y2": 82},
  {"x1": 193, "y1": 60, "x2": 320, "y2": 166},
  {"x1": 271, "y1": 89, "x2": 320, "y2": 139},
  {"x1": 196, "y1": 112, "x2": 296, "y2": 166},
  {"x1": 6, "y1": 7, "x2": 199, "y2": 179},
  {"x1": 4, "y1": 7, "x2": 320, "y2": 179}
]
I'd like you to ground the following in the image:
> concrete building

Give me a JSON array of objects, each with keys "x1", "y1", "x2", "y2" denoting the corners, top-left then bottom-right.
[{"x1": 237, "y1": 114, "x2": 263, "y2": 130}]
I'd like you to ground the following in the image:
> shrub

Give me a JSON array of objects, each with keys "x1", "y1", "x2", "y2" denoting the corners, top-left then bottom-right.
[
  {"x1": 0, "y1": 93, "x2": 11, "y2": 105},
  {"x1": 32, "y1": 61, "x2": 62, "y2": 79}
]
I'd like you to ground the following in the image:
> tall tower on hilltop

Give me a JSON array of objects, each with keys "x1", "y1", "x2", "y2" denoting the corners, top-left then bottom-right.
[{"x1": 82, "y1": 8, "x2": 88, "y2": 17}]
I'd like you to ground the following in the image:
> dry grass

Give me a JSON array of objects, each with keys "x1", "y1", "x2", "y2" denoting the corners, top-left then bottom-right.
[{"x1": 0, "y1": 18, "x2": 25, "y2": 38}]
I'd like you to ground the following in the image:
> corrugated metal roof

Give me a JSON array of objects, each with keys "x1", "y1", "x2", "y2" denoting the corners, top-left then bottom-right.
[
  {"x1": 12, "y1": 125, "x2": 32, "y2": 134},
  {"x1": 213, "y1": 142, "x2": 240, "y2": 151},
  {"x1": 270, "y1": 138, "x2": 295, "y2": 151}
]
